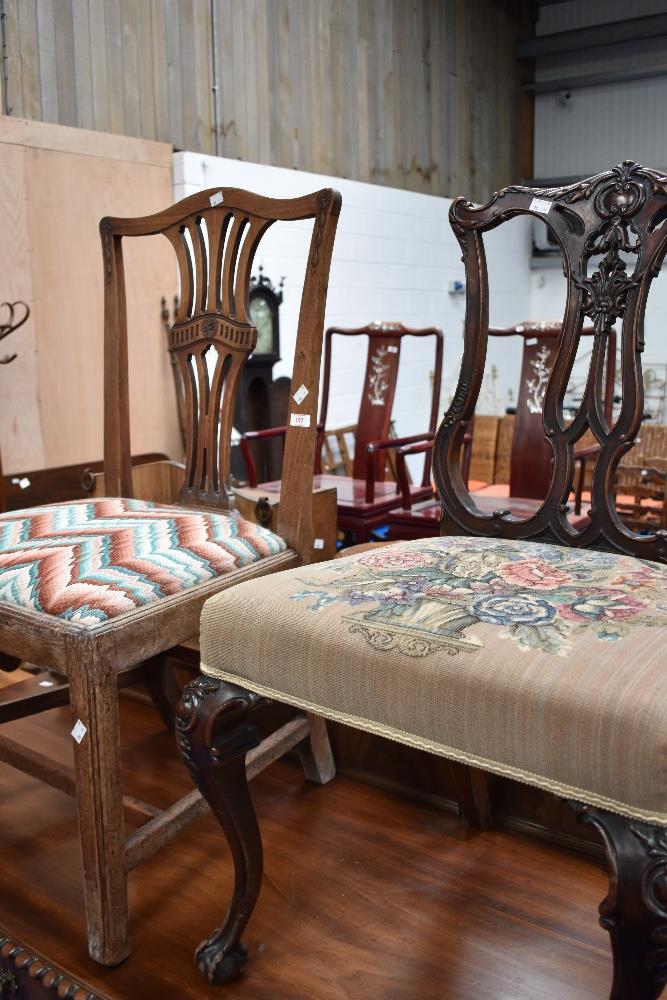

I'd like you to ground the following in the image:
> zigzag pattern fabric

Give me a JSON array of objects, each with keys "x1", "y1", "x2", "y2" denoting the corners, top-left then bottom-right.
[{"x1": 0, "y1": 497, "x2": 286, "y2": 627}]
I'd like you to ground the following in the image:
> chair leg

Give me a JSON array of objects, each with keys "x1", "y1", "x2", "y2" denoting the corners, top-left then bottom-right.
[
  {"x1": 176, "y1": 676, "x2": 264, "y2": 984},
  {"x1": 296, "y1": 713, "x2": 336, "y2": 784},
  {"x1": 143, "y1": 654, "x2": 181, "y2": 728},
  {"x1": 450, "y1": 761, "x2": 492, "y2": 830},
  {"x1": 571, "y1": 802, "x2": 667, "y2": 1000},
  {"x1": 66, "y1": 635, "x2": 129, "y2": 966}
]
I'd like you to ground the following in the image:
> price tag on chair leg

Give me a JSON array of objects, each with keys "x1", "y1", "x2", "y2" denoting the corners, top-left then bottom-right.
[{"x1": 71, "y1": 719, "x2": 87, "y2": 744}]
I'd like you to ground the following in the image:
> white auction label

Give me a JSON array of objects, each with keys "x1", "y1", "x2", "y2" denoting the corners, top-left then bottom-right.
[
  {"x1": 387, "y1": 345, "x2": 399, "y2": 353},
  {"x1": 290, "y1": 413, "x2": 311, "y2": 427},
  {"x1": 293, "y1": 384, "x2": 309, "y2": 405},
  {"x1": 38, "y1": 680, "x2": 55, "y2": 687},
  {"x1": 529, "y1": 196, "x2": 552, "y2": 214},
  {"x1": 209, "y1": 191, "x2": 224, "y2": 207},
  {"x1": 71, "y1": 720, "x2": 87, "y2": 744},
  {"x1": 313, "y1": 538, "x2": 325, "y2": 550}
]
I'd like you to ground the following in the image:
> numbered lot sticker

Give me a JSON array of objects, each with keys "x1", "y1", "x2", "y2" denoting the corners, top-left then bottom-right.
[
  {"x1": 529, "y1": 196, "x2": 552, "y2": 214},
  {"x1": 290, "y1": 413, "x2": 311, "y2": 428}
]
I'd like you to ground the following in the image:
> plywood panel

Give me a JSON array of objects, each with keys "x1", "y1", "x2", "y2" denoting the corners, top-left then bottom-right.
[
  {"x1": 0, "y1": 143, "x2": 42, "y2": 472},
  {"x1": 0, "y1": 116, "x2": 180, "y2": 472},
  {"x1": 3, "y1": 0, "x2": 533, "y2": 203}
]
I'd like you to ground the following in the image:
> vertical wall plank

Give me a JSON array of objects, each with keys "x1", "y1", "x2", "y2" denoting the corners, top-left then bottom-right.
[
  {"x1": 3, "y1": 0, "x2": 533, "y2": 202},
  {"x1": 71, "y1": 0, "x2": 94, "y2": 131}
]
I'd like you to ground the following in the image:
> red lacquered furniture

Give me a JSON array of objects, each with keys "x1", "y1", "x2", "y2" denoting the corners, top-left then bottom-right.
[
  {"x1": 241, "y1": 322, "x2": 444, "y2": 542},
  {"x1": 386, "y1": 322, "x2": 613, "y2": 539}
]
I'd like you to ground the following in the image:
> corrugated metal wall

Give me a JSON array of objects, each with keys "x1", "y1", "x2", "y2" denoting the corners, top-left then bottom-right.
[
  {"x1": 533, "y1": 0, "x2": 667, "y2": 178},
  {"x1": 0, "y1": 0, "x2": 533, "y2": 202}
]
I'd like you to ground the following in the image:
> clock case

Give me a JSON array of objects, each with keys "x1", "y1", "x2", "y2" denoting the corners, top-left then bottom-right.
[{"x1": 233, "y1": 268, "x2": 289, "y2": 482}]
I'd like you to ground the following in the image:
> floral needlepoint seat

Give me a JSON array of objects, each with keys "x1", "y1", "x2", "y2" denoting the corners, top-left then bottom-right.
[
  {"x1": 0, "y1": 498, "x2": 286, "y2": 626},
  {"x1": 199, "y1": 536, "x2": 667, "y2": 822}
]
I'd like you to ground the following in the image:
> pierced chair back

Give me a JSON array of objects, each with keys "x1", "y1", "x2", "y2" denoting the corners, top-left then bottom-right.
[
  {"x1": 435, "y1": 161, "x2": 667, "y2": 561},
  {"x1": 101, "y1": 187, "x2": 340, "y2": 555}
]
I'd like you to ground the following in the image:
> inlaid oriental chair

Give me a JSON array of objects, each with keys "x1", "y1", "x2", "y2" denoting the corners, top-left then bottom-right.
[
  {"x1": 179, "y1": 162, "x2": 667, "y2": 999},
  {"x1": 240, "y1": 322, "x2": 444, "y2": 541},
  {"x1": 0, "y1": 185, "x2": 341, "y2": 965}
]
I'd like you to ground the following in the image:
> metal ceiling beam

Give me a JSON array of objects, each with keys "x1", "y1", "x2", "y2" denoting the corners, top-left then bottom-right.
[
  {"x1": 517, "y1": 13, "x2": 667, "y2": 59},
  {"x1": 524, "y1": 65, "x2": 667, "y2": 94}
]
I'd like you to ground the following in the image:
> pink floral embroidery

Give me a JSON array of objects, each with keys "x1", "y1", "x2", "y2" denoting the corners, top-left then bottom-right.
[
  {"x1": 498, "y1": 559, "x2": 570, "y2": 590},
  {"x1": 292, "y1": 537, "x2": 667, "y2": 657},
  {"x1": 559, "y1": 590, "x2": 647, "y2": 623},
  {"x1": 358, "y1": 550, "x2": 432, "y2": 570}
]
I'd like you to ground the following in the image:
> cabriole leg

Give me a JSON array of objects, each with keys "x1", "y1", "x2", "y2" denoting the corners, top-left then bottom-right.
[
  {"x1": 571, "y1": 802, "x2": 667, "y2": 1000},
  {"x1": 176, "y1": 676, "x2": 263, "y2": 984}
]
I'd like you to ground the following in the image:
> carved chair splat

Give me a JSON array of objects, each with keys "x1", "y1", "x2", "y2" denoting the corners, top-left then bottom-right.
[
  {"x1": 180, "y1": 163, "x2": 667, "y2": 998},
  {"x1": 241, "y1": 322, "x2": 443, "y2": 542},
  {"x1": 0, "y1": 185, "x2": 341, "y2": 965}
]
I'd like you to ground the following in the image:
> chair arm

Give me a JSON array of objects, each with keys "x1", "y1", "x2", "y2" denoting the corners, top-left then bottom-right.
[
  {"x1": 394, "y1": 440, "x2": 434, "y2": 509},
  {"x1": 240, "y1": 426, "x2": 287, "y2": 487},
  {"x1": 240, "y1": 424, "x2": 325, "y2": 487},
  {"x1": 364, "y1": 433, "x2": 435, "y2": 504}
]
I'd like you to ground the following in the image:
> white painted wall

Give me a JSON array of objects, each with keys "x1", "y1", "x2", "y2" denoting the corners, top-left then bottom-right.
[
  {"x1": 534, "y1": 0, "x2": 667, "y2": 180},
  {"x1": 174, "y1": 153, "x2": 534, "y2": 444}
]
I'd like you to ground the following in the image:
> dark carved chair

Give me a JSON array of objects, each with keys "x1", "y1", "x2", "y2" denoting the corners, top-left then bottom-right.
[
  {"x1": 178, "y1": 163, "x2": 667, "y2": 998},
  {"x1": 0, "y1": 185, "x2": 340, "y2": 965},
  {"x1": 240, "y1": 322, "x2": 443, "y2": 542}
]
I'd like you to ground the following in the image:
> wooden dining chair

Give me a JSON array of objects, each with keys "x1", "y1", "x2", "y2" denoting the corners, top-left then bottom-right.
[
  {"x1": 0, "y1": 185, "x2": 341, "y2": 965},
  {"x1": 179, "y1": 161, "x2": 667, "y2": 999},
  {"x1": 240, "y1": 322, "x2": 444, "y2": 542}
]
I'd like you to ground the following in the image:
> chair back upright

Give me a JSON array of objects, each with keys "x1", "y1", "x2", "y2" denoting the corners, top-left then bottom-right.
[
  {"x1": 318, "y1": 322, "x2": 443, "y2": 482},
  {"x1": 101, "y1": 187, "x2": 340, "y2": 556},
  {"x1": 435, "y1": 160, "x2": 667, "y2": 562}
]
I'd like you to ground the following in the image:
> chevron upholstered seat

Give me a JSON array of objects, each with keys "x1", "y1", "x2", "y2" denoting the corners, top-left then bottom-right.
[{"x1": 0, "y1": 497, "x2": 286, "y2": 626}]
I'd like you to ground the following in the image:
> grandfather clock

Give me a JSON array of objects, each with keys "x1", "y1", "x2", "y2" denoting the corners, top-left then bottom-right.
[{"x1": 232, "y1": 267, "x2": 289, "y2": 481}]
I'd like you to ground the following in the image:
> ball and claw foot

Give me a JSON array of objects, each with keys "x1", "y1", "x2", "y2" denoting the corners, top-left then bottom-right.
[{"x1": 195, "y1": 934, "x2": 248, "y2": 985}]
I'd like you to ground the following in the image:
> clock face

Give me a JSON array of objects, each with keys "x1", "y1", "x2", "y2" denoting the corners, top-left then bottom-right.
[{"x1": 249, "y1": 295, "x2": 274, "y2": 355}]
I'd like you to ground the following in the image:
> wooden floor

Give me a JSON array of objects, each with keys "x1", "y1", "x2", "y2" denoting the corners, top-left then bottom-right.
[{"x1": 0, "y1": 682, "x2": 613, "y2": 1000}]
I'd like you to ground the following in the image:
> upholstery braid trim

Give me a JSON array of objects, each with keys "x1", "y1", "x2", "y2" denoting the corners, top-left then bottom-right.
[{"x1": 201, "y1": 662, "x2": 667, "y2": 827}]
